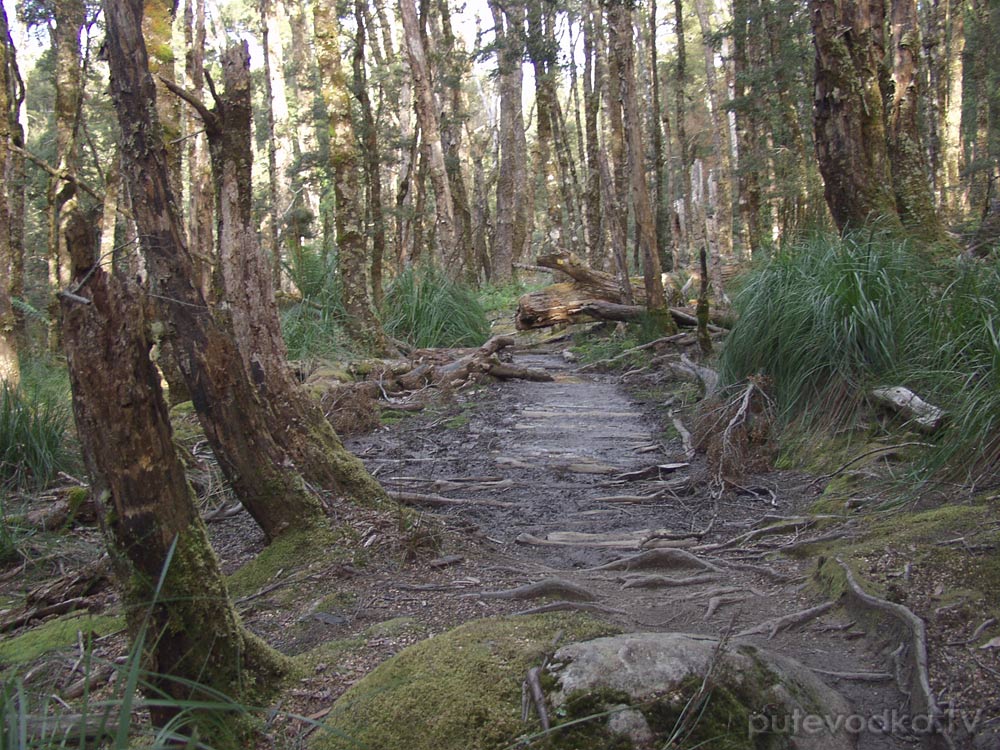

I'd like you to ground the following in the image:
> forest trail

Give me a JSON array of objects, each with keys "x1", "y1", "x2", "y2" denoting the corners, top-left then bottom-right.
[{"x1": 336, "y1": 343, "x2": 915, "y2": 750}]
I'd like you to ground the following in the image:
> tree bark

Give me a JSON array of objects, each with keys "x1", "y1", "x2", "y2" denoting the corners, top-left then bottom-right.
[
  {"x1": 673, "y1": 0, "x2": 693, "y2": 266},
  {"x1": 489, "y1": 0, "x2": 530, "y2": 282},
  {"x1": 314, "y1": 2, "x2": 390, "y2": 354},
  {"x1": 731, "y1": 0, "x2": 766, "y2": 257},
  {"x1": 608, "y1": 0, "x2": 672, "y2": 323},
  {"x1": 183, "y1": 0, "x2": 213, "y2": 300},
  {"x1": 59, "y1": 209, "x2": 288, "y2": 735},
  {"x1": 582, "y1": 0, "x2": 604, "y2": 269},
  {"x1": 398, "y1": 0, "x2": 459, "y2": 266},
  {"x1": 0, "y1": 3, "x2": 21, "y2": 386},
  {"x1": 811, "y1": 0, "x2": 901, "y2": 232},
  {"x1": 102, "y1": 0, "x2": 330, "y2": 542}
]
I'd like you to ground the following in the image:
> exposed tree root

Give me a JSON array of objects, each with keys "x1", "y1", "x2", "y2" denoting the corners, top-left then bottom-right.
[
  {"x1": 621, "y1": 573, "x2": 721, "y2": 589},
  {"x1": 587, "y1": 548, "x2": 723, "y2": 573},
  {"x1": 808, "y1": 667, "x2": 894, "y2": 682},
  {"x1": 698, "y1": 518, "x2": 814, "y2": 552},
  {"x1": 736, "y1": 602, "x2": 835, "y2": 639},
  {"x1": 463, "y1": 578, "x2": 598, "y2": 602},
  {"x1": 705, "y1": 595, "x2": 748, "y2": 619},
  {"x1": 834, "y1": 558, "x2": 953, "y2": 749},
  {"x1": 514, "y1": 601, "x2": 627, "y2": 616}
]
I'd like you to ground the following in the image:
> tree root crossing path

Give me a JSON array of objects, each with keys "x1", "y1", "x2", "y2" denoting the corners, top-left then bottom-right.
[{"x1": 344, "y1": 345, "x2": 927, "y2": 750}]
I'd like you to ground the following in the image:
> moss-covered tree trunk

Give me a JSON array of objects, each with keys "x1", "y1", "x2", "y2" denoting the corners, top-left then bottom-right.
[
  {"x1": 811, "y1": 0, "x2": 902, "y2": 232},
  {"x1": 60, "y1": 210, "x2": 288, "y2": 735},
  {"x1": 607, "y1": 0, "x2": 673, "y2": 327},
  {"x1": 0, "y1": 3, "x2": 21, "y2": 387},
  {"x1": 171, "y1": 41, "x2": 391, "y2": 509},
  {"x1": 102, "y1": 0, "x2": 328, "y2": 542},
  {"x1": 314, "y1": 2, "x2": 391, "y2": 355}
]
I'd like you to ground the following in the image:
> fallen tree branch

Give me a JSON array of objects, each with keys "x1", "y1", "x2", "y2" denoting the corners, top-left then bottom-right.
[
  {"x1": 621, "y1": 572, "x2": 720, "y2": 589},
  {"x1": 870, "y1": 387, "x2": 945, "y2": 433},
  {"x1": 807, "y1": 442, "x2": 933, "y2": 488},
  {"x1": 391, "y1": 491, "x2": 514, "y2": 509},
  {"x1": 514, "y1": 601, "x2": 627, "y2": 616}
]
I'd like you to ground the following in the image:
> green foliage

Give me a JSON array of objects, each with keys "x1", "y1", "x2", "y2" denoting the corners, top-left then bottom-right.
[
  {"x1": 281, "y1": 249, "x2": 350, "y2": 360},
  {"x1": 0, "y1": 383, "x2": 75, "y2": 493},
  {"x1": 720, "y1": 230, "x2": 1000, "y2": 484},
  {"x1": 381, "y1": 265, "x2": 489, "y2": 349}
]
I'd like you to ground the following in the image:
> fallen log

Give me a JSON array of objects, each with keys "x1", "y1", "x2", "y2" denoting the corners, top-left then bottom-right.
[{"x1": 870, "y1": 386, "x2": 945, "y2": 433}]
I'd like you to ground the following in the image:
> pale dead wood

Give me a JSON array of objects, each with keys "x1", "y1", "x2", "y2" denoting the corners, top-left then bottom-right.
[
  {"x1": 523, "y1": 666, "x2": 551, "y2": 730},
  {"x1": 0, "y1": 596, "x2": 99, "y2": 634},
  {"x1": 462, "y1": 578, "x2": 598, "y2": 602},
  {"x1": 736, "y1": 602, "x2": 835, "y2": 639},
  {"x1": 613, "y1": 462, "x2": 689, "y2": 481},
  {"x1": 870, "y1": 386, "x2": 945, "y2": 433},
  {"x1": 670, "y1": 409, "x2": 694, "y2": 459}
]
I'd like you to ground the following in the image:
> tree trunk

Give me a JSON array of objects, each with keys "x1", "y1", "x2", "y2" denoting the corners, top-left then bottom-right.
[
  {"x1": 183, "y1": 0, "x2": 213, "y2": 300},
  {"x1": 887, "y1": 0, "x2": 946, "y2": 240},
  {"x1": 649, "y1": 0, "x2": 673, "y2": 271},
  {"x1": 0, "y1": 3, "x2": 21, "y2": 386},
  {"x1": 608, "y1": 0, "x2": 672, "y2": 322},
  {"x1": 582, "y1": 0, "x2": 604, "y2": 269},
  {"x1": 489, "y1": 0, "x2": 530, "y2": 282},
  {"x1": 811, "y1": 0, "x2": 901, "y2": 232},
  {"x1": 398, "y1": 0, "x2": 459, "y2": 266},
  {"x1": 353, "y1": 0, "x2": 388, "y2": 306},
  {"x1": 59, "y1": 209, "x2": 288, "y2": 735},
  {"x1": 314, "y1": 3, "x2": 390, "y2": 354},
  {"x1": 47, "y1": 0, "x2": 85, "y2": 351},
  {"x1": 673, "y1": 0, "x2": 693, "y2": 266},
  {"x1": 731, "y1": 0, "x2": 766, "y2": 257},
  {"x1": 103, "y1": 0, "x2": 332, "y2": 542},
  {"x1": 259, "y1": 0, "x2": 284, "y2": 279}
]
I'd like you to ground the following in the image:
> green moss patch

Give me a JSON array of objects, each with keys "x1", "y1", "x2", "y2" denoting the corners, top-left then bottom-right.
[
  {"x1": 312, "y1": 614, "x2": 619, "y2": 750},
  {"x1": 0, "y1": 613, "x2": 122, "y2": 671},
  {"x1": 227, "y1": 527, "x2": 349, "y2": 599}
]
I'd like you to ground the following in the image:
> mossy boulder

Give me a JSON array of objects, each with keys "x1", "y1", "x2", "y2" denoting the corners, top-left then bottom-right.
[
  {"x1": 312, "y1": 614, "x2": 619, "y2": 750},
  {"x1": 313, "y1": 620, "x2": 856, "y2": 750},
  {"x1": 546, "y1": 632, "x2": 855, "y2": 750}
]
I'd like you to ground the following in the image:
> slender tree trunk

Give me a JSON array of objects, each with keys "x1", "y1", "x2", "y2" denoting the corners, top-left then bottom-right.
[
  {"x1": 60, "y1": 209, "x2": 288, "y2": 735},
  {"x1": 47, "y1": 0, "x2": 85, "y2": 351},
  {"x1": 887, "y1": 0, "x2": 946, "y2": 240},
  {"x1": 353, "y1": 1, "x2": 387, "y2": 306},
  {"x1": 673, "y1": 0, "x2": 693, "y2": 265},
  {"x1": 732, "y1": 0, "x2": 766, "y2": 257},
  {"x1": 103, "y1": 0, "x2": 333, "y2": 542},
  {"x1": 0, "y1": 3, "x2": 21, "y2": 386},
  {"x1": 184, "y1": 0, "x2": 213, "y2": 299},
  {"x1": 398, "y1": 0, "x2": 459, "y2": 266},
  {"x1": 260, "y1": 0, "x2": 283, "y2": 278},
  {"x1": 582, "y1": 0, "x2": 604, "y2": 269},
  {"x1": 314, "y1": 4, "x2": 390, "y2": 354},
  {"x1": 434, "y1": 0, "x2": 476, "y2": 279},
  {"x1": 649, "y1": 0, "x2": 673, "y2": 271},
  {"x1": 489, "y1": 0, "x2": 529, "y2": 282},
  {"x1": 608, "y1": 0, "x2": 672, "y2": 323}
]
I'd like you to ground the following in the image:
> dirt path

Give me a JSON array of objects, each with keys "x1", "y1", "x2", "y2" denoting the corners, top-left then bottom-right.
[{"x1": 341, "y1": 345, "x2": 914, "y2": 750}]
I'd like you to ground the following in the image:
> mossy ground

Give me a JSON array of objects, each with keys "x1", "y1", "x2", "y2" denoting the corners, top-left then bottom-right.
[
  {"x1": 0, "y1": 613, "x2": 123, "y2": 673},
  {"x1": 311, "y1": 614, "x2": 620, "y2": 750}
]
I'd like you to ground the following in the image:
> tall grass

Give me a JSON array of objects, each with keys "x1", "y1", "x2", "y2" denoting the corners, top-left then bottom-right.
[
  {"x1": 281, "y1": 249, "x2": 350, "y2": 360},
  {"x1": 381, "y1": 265, "x2": 489, "y2": 348},
  {"x1": 720, "y1": 231, "x2": 1000, "y2": 484},
  {"x1": 0, "y1": 383, "x2": 75, "y2": 492}
]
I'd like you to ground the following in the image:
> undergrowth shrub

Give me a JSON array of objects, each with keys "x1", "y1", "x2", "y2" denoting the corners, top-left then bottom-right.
[
  {"x1": 381, "y1": 265, "x2": 489, "y2": 348},
  {"x1": 0, "y1": 383, "x2": 74, "y2": 492},
  {"x1": 281, "y1": 249, "x2": 350, "y2": 360},
  {"x1": 719, "y1": 230, "x2": 1000, "y2": 484}
]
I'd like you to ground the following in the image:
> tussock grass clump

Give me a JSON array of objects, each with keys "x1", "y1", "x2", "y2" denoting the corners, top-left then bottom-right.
[
  {"x1": 381, "y1": 265, "x2": 489, "y2": 349},
  {"x1": 0, "y1": 383, "x2": 74, "y2": 492},
  {"x1": 720, "y1": 230, "x2": 1000, "y2": 485},
  {"x1": 281, "y1": 249, "x2": 350, "y2": 360}
]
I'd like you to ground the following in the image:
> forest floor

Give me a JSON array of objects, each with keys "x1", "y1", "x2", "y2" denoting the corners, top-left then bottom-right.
[{"x1": 2, "y1": 332, "x2": 999, "y2": 749}]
